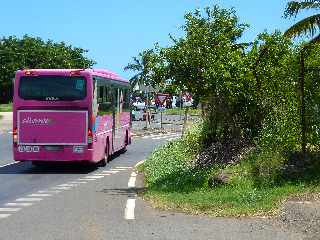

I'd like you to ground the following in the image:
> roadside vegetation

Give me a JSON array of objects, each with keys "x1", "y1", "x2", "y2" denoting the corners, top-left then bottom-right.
[
  {"x1": 133, "y1": 2, "x2": 320, "y2": 217},
  {"x1": 164, "y1": 108, "x2": 201, "y2": 116},
  {"x1": 0, "y1": 103, "x2": 12, "y2": 112},
  {"x1": 142, "y1": 123, "x2": 320, "y2": 216}
]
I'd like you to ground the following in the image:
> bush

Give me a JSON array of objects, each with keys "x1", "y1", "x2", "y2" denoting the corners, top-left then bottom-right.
[
  {"x1": 143, "y1": 122, "x2": 207, "y2": 192},
  {"x1": 251, "y1": 150, "x2": 286, "y2": 187}
]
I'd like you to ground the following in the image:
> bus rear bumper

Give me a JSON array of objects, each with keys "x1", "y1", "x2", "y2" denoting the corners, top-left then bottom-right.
[{"x1": 13, "y1": 145, "x2": 94, "y2": 162}]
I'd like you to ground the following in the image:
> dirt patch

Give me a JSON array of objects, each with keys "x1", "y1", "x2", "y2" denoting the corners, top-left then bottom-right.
[{"x1": 194, "y1": 137, "x2": 252, "y2": 167}]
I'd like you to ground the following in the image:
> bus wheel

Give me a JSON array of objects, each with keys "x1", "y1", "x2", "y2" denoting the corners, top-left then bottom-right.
[
  {"x1": 120, "y1": 132, "x2": 128, "y2": 153},
  {"x1": 32, "y1": 161, "x2": 47, "y2": 167},
  {"x1": 100, "y1": 141, "x2": 110, "y2": 167}
]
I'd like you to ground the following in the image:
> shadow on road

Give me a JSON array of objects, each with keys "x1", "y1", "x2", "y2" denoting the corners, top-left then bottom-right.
[
  {"x1": 99, "y1": 187, "x2": 146, "y2": 198},
  {"x1": 0, "y1": 161, "x2": 98, "y2": 174}
]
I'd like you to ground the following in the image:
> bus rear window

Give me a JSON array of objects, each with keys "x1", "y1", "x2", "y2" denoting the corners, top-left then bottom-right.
[{"x1": 19, "y1": 76, "x2": 87, "y2": 101}]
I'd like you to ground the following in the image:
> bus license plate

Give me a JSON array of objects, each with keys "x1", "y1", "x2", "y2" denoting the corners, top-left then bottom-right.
[{"x1": 18, "y1": 146, "x2": 40, "y2": 153}]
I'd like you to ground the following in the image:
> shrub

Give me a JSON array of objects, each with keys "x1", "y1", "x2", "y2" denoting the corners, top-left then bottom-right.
[{"x1": 143, "y1": 122, "x2": 207, "y2": 192}]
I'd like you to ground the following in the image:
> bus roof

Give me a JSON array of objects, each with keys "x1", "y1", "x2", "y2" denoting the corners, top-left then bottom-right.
[{"x1": 16, "y1": 69, "x2": 129, "y2": 83}]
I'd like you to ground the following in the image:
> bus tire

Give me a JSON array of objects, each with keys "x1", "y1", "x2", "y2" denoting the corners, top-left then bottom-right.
[
  {"x1": 32, "y1": 161, "x2": 47, "y2": 167},
  {"x1": 100, "y1": 139, "x2": 110, "y2": 167},
  {"x1": 120, "y1": 132, "x2": 128, "y2": 153}
]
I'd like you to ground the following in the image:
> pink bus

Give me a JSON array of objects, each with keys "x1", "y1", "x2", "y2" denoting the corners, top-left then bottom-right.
[{"x1": 13, "y1": 69, "x2": 131, "y2": 166}]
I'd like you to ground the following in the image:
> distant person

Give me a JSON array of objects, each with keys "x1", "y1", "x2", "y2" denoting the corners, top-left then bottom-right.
[{"x1": 172, "y1": 96, "x2": 177, "y2": 108}]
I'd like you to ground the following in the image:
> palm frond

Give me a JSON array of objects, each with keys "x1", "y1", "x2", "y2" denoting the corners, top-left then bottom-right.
[
  {"x1": 285, "y1": 0, "x2": 320, "y2": 18},
  {"x1": 124, "y1": 57, "x2": 143, "y2": 71},
  {"x1": 129, "y1": 73, "x2": 143, "y2": 86},
  {"x1": 309, "y1": 33, "x2": 320, "y2": 43},
  {"x1": 284, "y1": 13, "x2": 320, "y2": 38}
]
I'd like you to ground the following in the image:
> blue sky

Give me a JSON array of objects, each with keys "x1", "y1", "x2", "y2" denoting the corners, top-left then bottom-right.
[{"x1": 0, "y1": 1, "x2": 306, "y2": 79}]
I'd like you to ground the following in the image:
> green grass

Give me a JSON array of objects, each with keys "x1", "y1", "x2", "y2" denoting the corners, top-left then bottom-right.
[
  {"x1": 141, "y1": 123, "x2": 320, "y2": 217},
  {"x1": 164, "y1": 108, "x2": 201, "y2": 116},
  {"x1": 0, "y1": 103, "x2": 12, "y2": 112},
  {"x1": 144, "y1": 184, "x2": 320, "y2": 217}
]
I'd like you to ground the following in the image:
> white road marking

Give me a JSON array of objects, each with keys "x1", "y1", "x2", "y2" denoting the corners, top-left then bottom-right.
[
  {"x1": 144, "y1": 133, "x2": 166, "y2": 138},
  {"x1": 152, "y1": 134, "x2": 180, "y2": 140},
  {"x1": 110, "y1": 168, "x2": 126, "y2": 171},
  {"x1": 124, "y1": 199, "x2": 136, "y2": 220},
  {"x1": 142, "y1": 133, "x2": 179, "y2": 139},
  {"x1": 102, "y1": 170, "x2": 119, "y2": 174},
  {"x1": 109, "y1": 169, "x2": 122, "y2": 172},
  {"x1": 142, "y1": 134, "x2": 157, "y2": 139},
  {"x1": 84, "y1": 176, "x2": 104, "y2": 179},
  {"x1": 51, "y1": 187, "x2": 71, "y2": 190},
  {"x1": 93, "y1": 173, "x2": 111, "y2": 176},
  {"x1": 115, "y1": 166, "x2": 132, "y2": 169},
  {"x1": 0, "y1": 162, "x2": 19, "y2": 169},
  {"x1": 38, "y1": 190, "x2": 61, "y2": 194},
  {"x1": 78, "y1": 178, "x2": 96, "y2": 181},
  {"x1": 28, "y1": 194, "x2": 52, "y2": 197},
  {"x1": 57, "y1": 184, "x2": 77, "y2": 187},
  {"x1": 69, "y1": 181, "x2": 87, "y2": 184},
  {"x1": 0, "y1": 208, "x2": 21, "y2": 212},
  {"x1": 128, "y1": 172, "x2": 137, "y2": 188},
  {"x1": 0, "y1": 214, "x2": 11, "y2": 219},
  {"x1": 5, "y1": 203, "x2": 33, "y2": 207},
  {"x1": 128, "y1": 177, "x2": 136, "y2": 188},
  {"x1": 131, "y1": 172, "x2": 137, "y2": 177},
  {"x1": 125, "y1": 171, "x2": 138, "y2": 220},
  {"x1": 16, "y1": 198, "x2": 43, "y2": 202}
]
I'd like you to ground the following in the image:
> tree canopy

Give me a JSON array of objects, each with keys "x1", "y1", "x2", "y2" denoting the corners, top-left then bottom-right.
[{"x1": 0, "y1": 35, "x2": 95, "y2": 103}]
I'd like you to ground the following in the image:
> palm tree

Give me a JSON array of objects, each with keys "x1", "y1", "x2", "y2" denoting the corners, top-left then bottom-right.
[
  {"x1": 284, "y1": 1, "x2": 320, "y2": 156},
  {"x1": 124, "y1": 49, "x2": 154, "y2": 89},
  {"x1": 284, "y1": 0, "x2": 320, "y2": 38}
]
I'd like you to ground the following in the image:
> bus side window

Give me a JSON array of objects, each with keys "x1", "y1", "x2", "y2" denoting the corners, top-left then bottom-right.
[
  {"x1": 106, "y1": 85, "x2": 112, "y2": 104},
  {"x1": 98, "y1": 84, "x2": 113, "y2": 116},
  {"x1": 92, "y1": 79, "x2": 98, "y2": 117},
  {"x1": 98, "y1": 86, "x2": 104, "y2": 104},
  {"x1": 124, "y1": 88, "x2": 130, "y2": 112}
]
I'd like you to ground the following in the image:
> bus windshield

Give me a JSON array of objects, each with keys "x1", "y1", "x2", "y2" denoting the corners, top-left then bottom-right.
[{"x1": 19, "y1": 76, "x2": 87, "y2": 101}]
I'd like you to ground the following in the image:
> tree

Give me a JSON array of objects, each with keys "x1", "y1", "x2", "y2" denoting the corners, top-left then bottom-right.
[
  {"x1": 158, "y1": 6, "x2": 252, "y2": 143},
  {"x1": 0, "y1": 35, "x2": 95, "y2": 103},
  {"x1": 284, "y1": 0, "x2": 320, "y2": 39},
  {"x1": 284, "y1": 1, "x2": 320, "y2": 155},
  {"x1": 124, "y1": 49, "x2": 163, "y2": 89},
  {"x1": 247, "y1": 32, "x2": 300, "y2": 152}
]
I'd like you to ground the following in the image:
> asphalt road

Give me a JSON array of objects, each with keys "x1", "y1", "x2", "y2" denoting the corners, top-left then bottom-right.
[{"x1": 0, "y1": 128, "x2": 305, "y2": 239}]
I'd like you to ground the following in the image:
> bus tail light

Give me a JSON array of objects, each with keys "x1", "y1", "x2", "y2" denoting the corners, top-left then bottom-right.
[
  {"x1": 70, "y1": 70, "x2": 82, "y2": 76},
  {"x1": 24, "y1": 70, "x2": 32, "y2": 76},
  {"x1": 88, "y1": 129, "x2": 93, "y2": 144},
  {"x1": 13, "y1": 128, "x2": 18, "y2": 144},
  {"x1": 24, "y1": 70, "x2": 38, "y2": 76}
]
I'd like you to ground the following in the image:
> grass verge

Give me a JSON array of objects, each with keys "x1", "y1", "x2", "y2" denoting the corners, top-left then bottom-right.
[
  {"x1": 0, "y1": 103, "x2": 12, "y2": 112},
  {"x1": 164, "y1": 108, "x2": 201, "y2": 116},
  {"x1": 141, "y1": 123, "x2": 320, "y2": 217}
]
